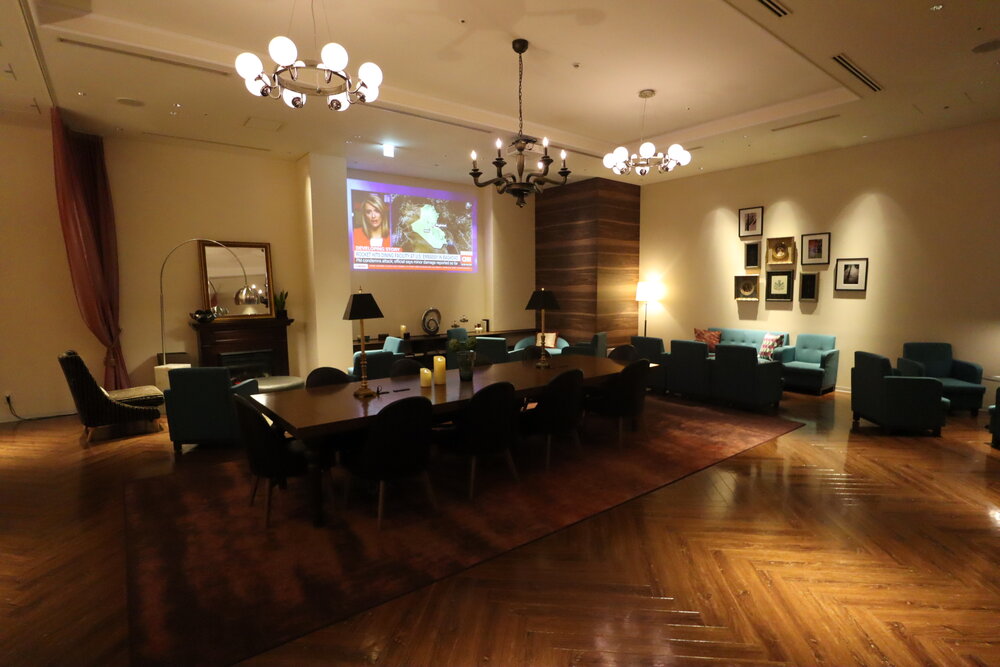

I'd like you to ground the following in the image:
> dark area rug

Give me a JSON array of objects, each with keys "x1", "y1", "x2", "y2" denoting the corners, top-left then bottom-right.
[{"x1": 125, "y1": 396, "x2": 801, "y2": 666}]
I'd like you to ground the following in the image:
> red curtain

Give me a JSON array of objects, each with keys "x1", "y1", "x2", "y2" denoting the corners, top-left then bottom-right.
[{"x1": 50, "y1": 108, "x2": 130, "y2": 389}]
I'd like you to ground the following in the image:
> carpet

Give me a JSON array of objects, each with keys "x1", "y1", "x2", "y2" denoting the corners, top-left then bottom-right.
[{"x1": 125, "y1": 396, "x2": 801, "y2": 666}]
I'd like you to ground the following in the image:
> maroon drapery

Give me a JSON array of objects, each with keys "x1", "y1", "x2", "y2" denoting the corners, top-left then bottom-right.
[{"x1": 50, "y1": 107, "x2": 130, "y2": 389}]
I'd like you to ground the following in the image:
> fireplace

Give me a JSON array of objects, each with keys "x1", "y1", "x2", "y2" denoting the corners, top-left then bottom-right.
[
  {"x1": 218, "y1": 349, "x2": 275, "y2": 382},
  {"x1": 191, "y1": 317, "x2": 293, "y2": 378}
]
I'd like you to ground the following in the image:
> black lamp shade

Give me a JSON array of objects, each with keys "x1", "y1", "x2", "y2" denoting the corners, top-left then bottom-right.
[
  {"x1": 525, "y1": 289, "x2": 560, "y2": 311},
  {"x1": 343, "y1": 292, "x2": 384, "y2": 320}
]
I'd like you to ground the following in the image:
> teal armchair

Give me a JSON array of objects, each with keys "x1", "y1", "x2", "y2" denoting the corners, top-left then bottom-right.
[
  {"x1": 775, "y1": 333, "x2": 839, "y2": 394},
  {"x1": 348, "y1": 349, "x2": 396, "y2": 380},
  {"x1": 474, "y1": 337, "x2": 510, "y2": 364},
  {"x1": 664, "y1": 340, "x2": 711, "y2": 399},
  {"x1": 710, "y1": 344, "x2": 783, "y2": 411},
  {"x1": 897, "y1": 342, "x2": 985, "y2": 416},
  {"x1": 381, "y1": 336, "x2": 408, "y2": 356},
  {"x1": 562, "y1": 332, "x2": 608, "y2": 358},
  {"x1": 510, "y1": 335, "x2": 568, "y2": 361},
  {"x1": 851, "y1": 351, "x2": 948, "y2": 436},
  {"x1": 630, "y1": 335, "x2": 668, "y2": 392},
  {"x1": 165, "y1": 367, "x2": 259, "y2": 455}
]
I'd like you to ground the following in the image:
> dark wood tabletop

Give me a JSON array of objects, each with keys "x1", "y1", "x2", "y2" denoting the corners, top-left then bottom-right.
[{"x1": 250, "y1": 355, "x2": 623, "y2": 440}]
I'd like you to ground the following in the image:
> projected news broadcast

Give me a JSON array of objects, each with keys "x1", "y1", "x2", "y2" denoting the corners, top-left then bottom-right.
[{"x1": 347, "y1": 178, "x2": 477, "y2": 272}]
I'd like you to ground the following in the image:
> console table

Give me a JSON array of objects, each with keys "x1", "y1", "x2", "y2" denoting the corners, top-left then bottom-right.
[
  {"x1": 353, "y1": 327, "x2": 535, "y2": 356},
  {"x1": 191, "y1": 317, "x2": 293, "y2": 378}
]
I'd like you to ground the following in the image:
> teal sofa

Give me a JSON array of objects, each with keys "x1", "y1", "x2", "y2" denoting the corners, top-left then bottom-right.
[
  {"x1": 709, "y1": 327, "x2": 789, "y2": 356},
  {"x1": 710, "y1": 344, "x2": 783, "y2": 410},
  {"x1": 774, "y1": 333, "x2": 839, "y2": 394},
  {"x1": 897, "y1": 342, "x2": 985, "y2": 416},
  {"x1": 851, "y1": 351, "x2": 948, "y2": 436}
]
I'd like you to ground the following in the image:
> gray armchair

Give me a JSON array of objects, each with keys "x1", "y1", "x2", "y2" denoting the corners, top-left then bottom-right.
[
  {"x1": 711, "y1": 344, "x2": 783, "y2": 411},
  {"x1": 774, "y1": 333, "x2": 839, "y2": 394},
  {"x1": 897, "y1": 342, "x2": 985, "y2": 416},
  {"x1": 852, "y1": 351, "x2": 948, "y2": 436}
]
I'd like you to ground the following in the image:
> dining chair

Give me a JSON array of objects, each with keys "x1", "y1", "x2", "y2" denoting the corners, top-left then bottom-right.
[
  {"x1": 233, "y1": 395, "x2": 309, "y2": 527},
  {"x1": 608, "y1": 344, "x2": 640, "y2": 363},
  {"x1": 306, "y1": 366, "x2": 353, "y2": 387},
  {"x1": 342, "y1": 395, "x2": 436, "y2": 528},
  {"x1": 584, "y1": 359, "x2": 650, "y2": 447},
  {"x1": 436, "y1": 381, "x2": 521, "y2": 500},
  {"x1": 389, "y1": 357, "x2": 423, "y2": 378},
  {"x1": 520, "y1": 368, "x2": 585, "y2": 469}
]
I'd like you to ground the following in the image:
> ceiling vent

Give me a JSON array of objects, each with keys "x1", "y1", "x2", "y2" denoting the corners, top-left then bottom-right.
[
  {"x1": 832, "y1": 53, "x2": 882, "y2": 92},
  {"x1": 756, "y1": 0, "x2": 790, "y2": 18},
  {"x1": 771, "y1": 114, "x2": 840, "y2": 132}
]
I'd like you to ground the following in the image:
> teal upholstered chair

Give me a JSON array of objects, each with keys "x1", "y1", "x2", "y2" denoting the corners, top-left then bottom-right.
[
  {"x1": 563, "y1": 332, "x2": 608, "y2": 358},
  {"x1": 165, "y1": 367, "x2": 259, "y2": 455},
  {"x1": 897, "y1": 342, "x2": 985, "y2": 416},
  {"x1": 989, "y1": 388, "x2": 998, "y2": 448},
  {"x1": 447, "y1": 327, "x2": 468, "y2": 342},
  {"x1": 851, "y1": 351, "x2": 948, "y2": 436},
  {"x1": 664, "y1": 340, "x2": 711, "y2": 399},
  {"x1": 381, "y1": 336, "x2": 408, "y2": 356},
  {"x1": 510, "y1": 335, "x2": 568, "y2": 361},
  {"x1": 474, "y1": 336, "x2": 510, "y2": 364},
  {"x1": 630, "y1": 335, "x2": 668, "y2": 392},
  {"x1": 775, "y1": 334, "x2": 839, "y2": 394},
  {"x1": 711, "y1": 344, "x2": 783, "y2": 411},
  {"x1": 348, "y1": 349, "x2": 396, "y2": 380}
]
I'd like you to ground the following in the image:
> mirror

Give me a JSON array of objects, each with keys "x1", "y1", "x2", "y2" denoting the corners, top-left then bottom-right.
[{"x1": 198, "y1": 241, "x2": 274, "y2": 319}]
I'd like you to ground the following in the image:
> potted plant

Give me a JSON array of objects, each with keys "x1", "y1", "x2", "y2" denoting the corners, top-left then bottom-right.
[
  {"x1": 274, "y1": 290, "x2": 288, "y2": 318},
  {"x1": 447, "y1": 337, "x2": 477, "y2": 381}
]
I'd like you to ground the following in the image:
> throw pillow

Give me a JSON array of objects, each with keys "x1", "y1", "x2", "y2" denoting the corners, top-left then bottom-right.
[
  {"x1": 759, "y1": 333, "x2": 784, "y2": 360},
  {"x1": 693, "y1": 328, "x2": 722, "y2": 352},
  {"x1": 535, "y1": 332, "x2": 557, "y2": 349}
]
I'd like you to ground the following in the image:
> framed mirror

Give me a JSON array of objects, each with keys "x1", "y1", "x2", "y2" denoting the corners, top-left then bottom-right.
[{"x1": 198, "y1": 241, "x2": 274, "y2": 319}]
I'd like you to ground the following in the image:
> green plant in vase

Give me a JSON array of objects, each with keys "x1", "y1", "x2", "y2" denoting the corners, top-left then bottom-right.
[
  {"x1": 274, "y1": 290, "x2": 289, "y2": 318},
  {"x1": 447, "y1": 337, "x2": 477, "y2": 380}
]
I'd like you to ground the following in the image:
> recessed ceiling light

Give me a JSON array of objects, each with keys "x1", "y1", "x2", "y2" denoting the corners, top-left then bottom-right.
[
  {"x1": 76, "y1": 91, "x2": 86, "y2": 96},
  {"x1": 382, "y1": 143, "x2": 395, "y2": 158},
  {"x1": 173, "y1": 103, "x2": 182, "y2": 108},
  {"x1": 116, "y1": 97, "x2": 145, "y2": 107},
  {"x1": 930, "y1": 4, "x2": 943, "y2": 10},
  {"x1": 169, "y1": 111, "x2": 178, "y2": 116}
]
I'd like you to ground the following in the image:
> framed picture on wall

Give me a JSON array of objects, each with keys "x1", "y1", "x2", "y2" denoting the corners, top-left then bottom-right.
[
  {"x1": 800, "y1": 273, "x2": 818, "y2": 301},
  {"x1": 801, "y1": 232, "x2": 831, "y2": 265},
  {"x1": 738, "y1": 206, "x2": 764, "y2": 238},
  {"x1": 766, "y1": 236, "x2": 796, "y2": 265},
  {"x1": 734, "y1": 275, "x2": 759, "y2": 301},
  {"x1": 835, "y1": 258, "x2": 869, "y2": 291},
  {"x1": 744, "y1": 241, "x2": 760, "y2": 269},
  {"x1": 765, "y1": 270, "x2": 794, "y2": 302}
]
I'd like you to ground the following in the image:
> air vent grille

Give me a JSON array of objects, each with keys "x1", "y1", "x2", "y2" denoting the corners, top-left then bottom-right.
[
  {"x1": 756, "y1": 0, "x2": 790, "y2": 17},
  {"x1": 832, "y1": 53, "x2": 882, "y2": 92},
  {"x1": 770, "y1": 114, "x2": 840, "y2": 132}
]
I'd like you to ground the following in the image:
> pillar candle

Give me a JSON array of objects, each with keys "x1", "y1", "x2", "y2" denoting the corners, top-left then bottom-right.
[
  {"x1": 433, "y1": 355, "x2": 446, "y2": 385},
  {"x1": 419, "y1": 367, "x2": 432, "y2": 388},
  {"x1": 400, "y1": 324, "x2": 407, "y2": 336}
]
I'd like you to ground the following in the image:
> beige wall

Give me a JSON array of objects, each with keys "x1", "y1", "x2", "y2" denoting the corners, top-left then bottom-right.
[
  {"x1": 641, "y1": 118, "x2": 1000, "y2": 392},
  {"x1": 0, "y1": 118, "x2": 105, "y2": 420}
]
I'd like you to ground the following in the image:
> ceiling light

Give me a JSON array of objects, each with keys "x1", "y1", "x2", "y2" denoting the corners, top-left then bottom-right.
[
  {"x1": 469, "y1": 39, "x2": 570, "y2": 208},
  {"x1": 382, "y1": 143, "x2": 395, "y2": 158},
  {"x1": 234, "y1": 2, "x2": 382, "y2": 112},
  {"x1": 930, "y1": 4, "x2": 943, "y2": 10},
  {"x1": 603, "y1": 90, "x2": 691, "y2": 177}
]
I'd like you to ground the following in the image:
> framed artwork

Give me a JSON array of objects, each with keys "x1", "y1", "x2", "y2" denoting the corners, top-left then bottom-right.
[
  {"x1": 734, "y1": 275, "x2": 759, "y2": 301},
  {"x1": 801, "y1": 232, "x2": 831, "y2": 265},
  {"x1": 744, "y1": 241, "x2": 760, "y2": 269},
  {"x1": 766, "y1": 236, "x2": 795, "y2": 265},
  {"x1": 800, "y1": 273, "x2": 818, "y2": 301},
  {"x1": 765, "y1": 270, "x2": 794, "y2": 301},
  {"x1": 738, "y1": 206, "x2": 763, "y2": 238},
  {"x1": 835, "y1": 258, "x2": 869, "y2": 291}
]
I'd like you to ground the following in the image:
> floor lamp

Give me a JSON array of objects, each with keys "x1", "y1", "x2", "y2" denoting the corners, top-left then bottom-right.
[
  {"x1": 525, "y1": 287, "x2": 560, "y2": 369},
  {"x1": 343, "y1": 288, "x2": 384, "y2": 399},
  {"x1": 635, "y1": 281, "x2": 660, "y2": 337},
  {"x1": 157, "y1": 238, "x2": 253, "y2": 388}
]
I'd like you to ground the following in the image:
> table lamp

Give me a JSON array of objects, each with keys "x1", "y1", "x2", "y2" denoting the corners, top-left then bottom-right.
[
  {"x1": 525, "y1": 287, "x2": 560, "y2": 369},
  {"x1": 343, "y1": 287, "x2": 384, "y2": 399}
]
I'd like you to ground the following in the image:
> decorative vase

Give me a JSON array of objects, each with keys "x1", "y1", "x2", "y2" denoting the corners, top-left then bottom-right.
[
  {"x1": 457, "y1": 350, "x2": 475, "y2": 381},
  {"x1": 276, "y1": 309, "x2": 288, "y2": 319}
]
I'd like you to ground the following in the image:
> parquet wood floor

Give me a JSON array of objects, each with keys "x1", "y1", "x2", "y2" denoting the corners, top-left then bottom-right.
[{"x1": 1, "y1": 392, "x2": 998, "y2": 666}]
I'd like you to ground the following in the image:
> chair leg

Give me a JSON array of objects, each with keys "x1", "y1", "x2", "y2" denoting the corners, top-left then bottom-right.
[
  {"x1": 572, "y1": 429, "x2": 582, "y2": 451},
  {"x1": 617, "y1": 417, "x2": 624, "y2": 448},
  {"x1": 377, "y1": 480, "x2": 387, "y2": 530},
  {"x1": 249, "y1": 476, "x2": 260, "y2": 506},
  {"x1": 265, "y1": 480, "x2": 275, "y2": 528},
  {"x1": 422, "y1": 471, "x2": 438, "y2": 511},
  {"x1": 545, "y1": 434, "x2": 552, "y2": 470},
  {"x1": 468, "y1": 456, "x2": 477, "y2": 501},
  {"x1": 504, "y1": 449, "x2": 519, "y2": 482},
  {"x1": 343, "y1": 475, "x2": 353, "y2": 507}
]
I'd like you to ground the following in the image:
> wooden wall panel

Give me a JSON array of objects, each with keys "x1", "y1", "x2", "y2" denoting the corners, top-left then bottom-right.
[{"x1": 535, "y1": 178, "x2": 640, "y2": 347}]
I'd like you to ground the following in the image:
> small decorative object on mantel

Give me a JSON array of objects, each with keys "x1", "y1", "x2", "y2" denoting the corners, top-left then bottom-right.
[
  {"x1": 801, "y1": 233, "x2": 831, "y2": 265},
  {"x1": 274, "y1": 290, "x2": 288, "y2": 318},
  {"x1": 189, "y1": 309, "x2": 216, "y2": 323},
  {"x1": 734, "y1": 275, "x2": 759, "y2": 301},
  {"x1": 421, "y1": 307, "x2": 441, "y2": 335},
  {"x1": 738, "y1": 206, "x2": 764, "y2": 238},
  {"x1": 766, "y1": 236, "x2": 796, "y2": 265},
  {"x1": 835, "y1": 258, "x2": 869, "y2": 292},
  {"x1": 800, "y1": 273, "x2": 819, "y2": 301},
  {"x1": 765, "y1": 270, "x2": 795, "y2": 302}
]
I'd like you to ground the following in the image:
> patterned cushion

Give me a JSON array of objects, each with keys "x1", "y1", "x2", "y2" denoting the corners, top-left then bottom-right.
[
  {"x1": 694, "y1": 328, "x2": 722, "y2": 353},
  {"x1": 759, "y1": 333, "x2": 784, "y2": 360}
]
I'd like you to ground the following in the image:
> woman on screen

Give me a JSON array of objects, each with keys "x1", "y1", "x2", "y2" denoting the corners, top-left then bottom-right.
[{"x1": 353, "y1": 193, "x2": 389, "y2": 247}]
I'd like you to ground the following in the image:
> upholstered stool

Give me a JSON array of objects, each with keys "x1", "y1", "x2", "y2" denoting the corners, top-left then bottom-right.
[{"x1": 108, "y1": 385, "x2": 165, "y2": 407}]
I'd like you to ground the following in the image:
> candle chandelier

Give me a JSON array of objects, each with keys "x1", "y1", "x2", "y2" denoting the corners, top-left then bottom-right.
[
  {"x1": 603, "y1": 89, "x2": 692, "y2": 176},
  {"x1": 234, "y1": 1, "x2": 382, "y2": 111},
  {"x1": 470, "y1": 39, "x2": 570, "y2": 208}
]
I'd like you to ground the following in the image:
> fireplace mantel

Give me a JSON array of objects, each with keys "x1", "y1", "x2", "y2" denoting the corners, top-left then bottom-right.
[{"x1": 190, "y1": 317, "x2": 293, "y2": 378}]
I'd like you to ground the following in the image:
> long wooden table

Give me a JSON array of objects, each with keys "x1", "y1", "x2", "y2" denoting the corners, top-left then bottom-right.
[{"x1": 250, "y1": 355, "x2": 624, "y2": 525}]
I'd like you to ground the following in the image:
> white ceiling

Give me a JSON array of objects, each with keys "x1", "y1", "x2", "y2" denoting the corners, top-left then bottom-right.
[{"x1": 3, "y1": 0, "x2": 999, "y2": 185}]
